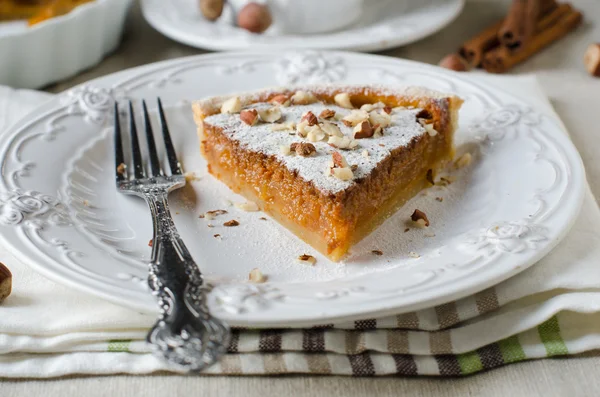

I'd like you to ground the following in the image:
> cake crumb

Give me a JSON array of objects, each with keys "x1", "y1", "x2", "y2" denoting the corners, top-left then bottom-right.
[
  {"x1": 148, "y1": 239, "x2": 153, "y2": 247},
  {"x1": 235, "y1": 201, "x2": 259, "y2": 212},
  {"x1": 213, "y1": 234, "x2": 221, "y2": 239},
  {"x1": 404, "y1": 228, "x2": 410, "y2": 233},
  {"x1": 224, "y1": 220, "x2": 239, "y2": 227},
  {"x1": 297, "y1": 254, "x2": 317, "y2": 266},
  {"x1": 259, "y1": 217, "x2": 267, "y2": 221},
  {"x1": 83, "y1": 200, "x2": 89, "y2": 206},
  {"x1": 116, "y1": 163, "x2": 126, "y2": 175},
  {"x1": 207, "y1": 224, "x2": 214, "y2": 228},
  {"x1": 408, "y1": 251, "x2": 420, "y2": 258},
  {"x1": 184, "y1": 171, "x2": 201, "y2": 182},
  {"x1": 249, "y1": 268, "x2": 267, "y2": 283},
  {"x1": 371, "y1": 250, "x2": 383, "y2": 256},
  {"x1": 436, "y1": 197, "x2": 443, "y2": 202},
  {"x1": 424, "y1": 232, "x2": 436, "y2": 238}
]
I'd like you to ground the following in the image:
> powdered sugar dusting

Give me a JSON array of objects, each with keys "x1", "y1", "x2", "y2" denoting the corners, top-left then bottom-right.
[{"x1": 204, "y1": 102, "x2": 427, "y2": 194}]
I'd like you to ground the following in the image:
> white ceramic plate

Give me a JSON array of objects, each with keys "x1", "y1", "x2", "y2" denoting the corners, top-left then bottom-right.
[
  {"x1": 0, "y1": 51, "x2": 585, "y2": 327},
  {"x1": 140, "y1": 0, "x2": 465, "y2": 52},
  {"x1": 0, "y1": 0, "x2": 132, "y2": 89}
]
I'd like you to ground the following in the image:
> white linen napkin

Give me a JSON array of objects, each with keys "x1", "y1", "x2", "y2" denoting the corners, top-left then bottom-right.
[{"x1": 1, "y1": 76, "x2": 600, "y2": 378}]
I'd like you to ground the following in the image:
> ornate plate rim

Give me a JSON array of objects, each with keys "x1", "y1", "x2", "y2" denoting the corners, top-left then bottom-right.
[{"x1": 0, "y1": 51, "x2": 586, "y2": 327}]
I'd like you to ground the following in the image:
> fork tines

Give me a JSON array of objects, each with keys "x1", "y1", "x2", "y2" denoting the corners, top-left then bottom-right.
[{"x1": 114, "y1": 99, "x2": 182, "y2": 182}]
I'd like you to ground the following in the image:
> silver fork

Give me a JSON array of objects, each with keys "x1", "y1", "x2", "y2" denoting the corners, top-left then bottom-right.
[{"x1": 114, "y1": 99, "x2": 230, "y2": 372}]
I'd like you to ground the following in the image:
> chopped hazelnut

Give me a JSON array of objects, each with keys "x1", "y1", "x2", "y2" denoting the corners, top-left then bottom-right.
[
  {"x1": 301, "y1": 111, "x2": 318, "y2": 126},
  {"x1": 269, "y1": 94, "x2": 291, "y2": 107},
  {"x1": 221, "y1": 96, "x2": 242, "y2": 114},
  {"x1": 342, "y1": 110, "x2": 369, "y2": 127},
  {"x1": 371, "y1": 250, "x2": 383, "y2": 256},
  {"x1": 223, "y1": 219, "x2": 240, "y2": 227},
  {"x1": 297, "y1": 254, "x2": 317, "y2": 266},
  {"x1": 368, "y1": 110, "x2": 391, "y2": 128},
  {"x1": 0, "y1": 262, "x2": 12, "y2": 303},
  {"x1": 280, "y1": 145, "x2": 291, "y2": 155},
  {"x1": 353, "y1": 121, "x2": 374, "y2": 139},
  {"x1": 148, "y1": 239, "x2": 153, "y2": 247},
  {"x1": 271, "y1": 121, "x2": 295, "y2": 132},
  {"x1": 408, "y1": 251, "x2": 420, "y2": 258},
  {"x1": 203, "y1": 209, "x2": 228, "y2": 220},
  {"x1": 249, "y1": 268, "x2": 267, "y2": 283},
  {"x1": 320, "y1": 121, "x2": 343, "y2": 137},
  {"x1": 361, "y1": 149, "x2": 369, "y2": 158},
  {"x1": 411, "y1": 209, "x2": 430, "y2": 227},
  {"x1": 328, "y1": 135, "x2": 358, "y2": 150},
  {"x1": 334, "y1": 92, "x2": 354, "y2": 109},
  {"x1": 116, "y1": 163, "x2": 126, "y2": 175},
  {"x1": 257, "y1": 107, "x2": 282, "y2": 123},
  {"x1": 290, "y1": 142, "x2": 316, "y2": 157},
  {"x1": 291, "y1": 90, "x2": 317, "y2": 105},
  {"x1": 240, "y1": 109, "x2": 259, "y2": 126},
  {"x1": 332, "y1": 152, "x2": 348, "y2": 168},
  {"x1": 319, "y1": 109, "x2": 336, "y2": 119}
]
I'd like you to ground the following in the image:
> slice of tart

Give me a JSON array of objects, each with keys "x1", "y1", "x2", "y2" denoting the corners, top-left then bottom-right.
[{"x1": 192, "y1": 85, "x2": 463, "y2": 261}]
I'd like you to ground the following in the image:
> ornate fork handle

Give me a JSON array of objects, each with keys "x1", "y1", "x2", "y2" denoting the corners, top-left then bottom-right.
[{"x1": 144, "y1": 190, "x2": 230, "y2": 372}]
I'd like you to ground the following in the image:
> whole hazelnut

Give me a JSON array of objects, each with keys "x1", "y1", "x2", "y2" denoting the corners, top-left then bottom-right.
[
  {"x1": 199, "y1": 0, "x2": 225, "y2": 21},
  {"x1": 237, "y1": 2, "x2": 272, "y2": 34},
  {"x1": 438, "y1": 53, "x2": 471, "y2": 72}
]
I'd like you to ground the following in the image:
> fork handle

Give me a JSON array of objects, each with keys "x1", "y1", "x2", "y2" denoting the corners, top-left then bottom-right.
[{"x1": 144, "y1": 192, "x2": 229, "y2": 371}]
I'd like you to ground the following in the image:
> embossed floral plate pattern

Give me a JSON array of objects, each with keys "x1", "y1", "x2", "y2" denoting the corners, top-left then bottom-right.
[
  {"x1": 0, "y1": 52, "x2": 585, "y2": 327},
  {"x1": 140, "y1": 0, "x2": 465, "y2": 52}
]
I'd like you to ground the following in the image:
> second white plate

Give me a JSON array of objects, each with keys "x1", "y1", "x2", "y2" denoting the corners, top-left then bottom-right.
[{"x1": 141, "y1": 0, "x2": 465, "y2": 52}]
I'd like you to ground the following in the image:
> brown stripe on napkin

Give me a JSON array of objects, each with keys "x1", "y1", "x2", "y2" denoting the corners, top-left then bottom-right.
[
  {"x1": 392, "y1": 354, "x2": 418, "y2": 375},
  {"x1": 475, "y1": 288, "x2": 500, "y2": 315},
  {"x1": 259, "y1": 330, "x2": 283, "y2": 352},
  {"x1": 263, "y1": 353, "x2": 287, "y2": 374},
  {"x1": 306, "y1": 354, "x2": 332, "y2": 374},
  {"x1": 387, "y1": 330, "x2": 409, "y2": 354},
  {"x1": 434, "y1": 355, "x2": 462, "y2": 376},
  {"x1": 227, "y1": 329, "x2": 240, "y2": 353},
  {"x1": 302, "y1": 329, "x2": 325, "y2": 352},
  {"x1": 396, "y1": 312, "x2": 420, "y2": 329},
  {"x1": 345, "y1": 330, "x2": 366, "y2": 355},
  {"x1": 477, "y1": 343, "x2": 504, "y2": 369},
  {"x1": 435, "y1": 302, "x2": 460, "y2": 329},
  {"x1": 348, "y1": 352, "x2": 376, "y2": 376},
  {"x1": 430, "y1": 331, "x2": 453, "y2": 355},
  {"x1": 220, "y1": 354, "x2": 243, "y2": 374},
  {"x1": 354, "y1": 319, "x2": 377, "y2": 330}
]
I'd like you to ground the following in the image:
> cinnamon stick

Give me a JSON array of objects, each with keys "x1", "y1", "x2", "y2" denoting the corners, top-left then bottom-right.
[
  {"x1": 499, "y1": 0, "x2": 559, "y2": 49},
  {"x1": 482, "y1": 8, "x2": 582, "y2": 73},
  {"x1": 459, "y1": 1, "x2": 569, "y2": 67}
]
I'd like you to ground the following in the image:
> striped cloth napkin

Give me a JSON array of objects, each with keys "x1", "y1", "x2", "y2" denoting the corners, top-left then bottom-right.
[{"x1": 1, "y1": 77, "x2": 600, "y2": 378}]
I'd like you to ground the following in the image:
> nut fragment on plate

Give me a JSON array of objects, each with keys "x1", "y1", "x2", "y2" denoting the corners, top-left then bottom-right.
[
  {"x1": 221, "y1": 96, "x2": 242, "y2": 114},
  {"x1": 237, "y1": 3, "x2": 273, "y2": 34},
  {"x1": 249, "y1": 268, "x2": 267, "y2": 283},
  {"x1": 584, "y1": 44, "x2": 600, "y2": 77},
  {"x1": 371, "y1": 250, "x2": 383, "y2": 256},
  {"x1": 0, "y1": 262, "x2": 12, "y2": 303},
  {"x1": 319, "y1": 109, "x2": 336, "y2": 119},
  {"x1": 235, "y1": 201, "x2": 259, "y2": 212},
  {"x1": 202, "y1": 209, "x2": 228, "y2": 220},
  {"x1": 353, "y1": 121, "x2": 375, "y2": 139},
  {"x1": 408, "y1": 251, "x2": 420, "y2": 258},
  {"x1": 290, "y1": 142, "x2": 316, "y2": 157},
  {"x1": 270, "y1": 94, "x2": 291, "y2": 107},
  {"x1": 148, "y1": 239, "x2": 153, "y2": 247},
  {"x1": 240, "y1": 109, "x2": 259, "y2": 126},
  {"x1": 257, "y1": 107, "x2": 282, "y2": 123},
  {"x1": 334, "y1": 92, "x2": 354, "y2": 109},
  {"x1": 199, "y1": 0, "x2": 224, "y2": 21},
  {"x1": 297, "y1": 254, "x2": 317, "y2": 265},
  {"x1": 116, "y1": 163, "x2": 126, "y2": 175},
  {"x1": 328, "y1": 135, "x2": 358, "y2": 150},
  {"x1": 411, "y1": 209, "x2": 430, "y2": 227},
  {"x1": 223, "y1": 219, "x2": 240, "y2": 226},
  {"x1": 455, "y1": 152, "x2": 472, "y2": 169},
  {"x1": 291, "y1": 90, "x2": 317, "y2": 105}
]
